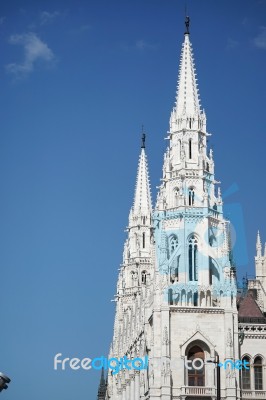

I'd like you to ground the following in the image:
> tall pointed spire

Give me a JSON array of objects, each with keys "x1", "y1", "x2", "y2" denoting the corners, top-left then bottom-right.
[
  {"x1": 132, "y1": 132, "x2": 152, "y2": 215},
  {"x1": 257, "y1": 230, "x2": 262, "y2": 257},
  {"x1": 97, "y1": 368, "x2": 107, "y2": 400},
  {"x1": 170, "y1": 17, "x2": 206, "y2": 132}
]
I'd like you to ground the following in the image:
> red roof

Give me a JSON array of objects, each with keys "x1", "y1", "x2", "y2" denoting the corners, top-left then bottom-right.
[{"x1": 238, "y1": 294, "x2": 264, "y2": 318}]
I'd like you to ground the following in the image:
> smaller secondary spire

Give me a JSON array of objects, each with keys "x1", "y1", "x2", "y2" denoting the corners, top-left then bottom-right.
[
  {"x1": 132, "y1": 133, "x2": 152, "y2": 215},
  {"x1": 185, "y1": 15, "x2": 190, "y2": 35},
  {"x1": 256, "y1": 230, "x2": 262, "y2": 257},
  {"x1": 97, "y1": 368, "x2": 107, "y2": 400},
  {"x1": 100, "y1": 367, "x2": 105, "y2": 385}
]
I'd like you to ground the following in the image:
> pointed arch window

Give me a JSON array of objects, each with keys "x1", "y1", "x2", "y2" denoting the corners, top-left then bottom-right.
[
  {"x1": 188, "y1": 187, "x2": 195, "y2": 206},
  {"x1": 189, "y1": 235, "x2": 198, "y2": 281},
  {"x1": 254, "y1": 356, "x2": 263, "y2": 390},
  {"x1": 187, "y1": 345, "x2": 205, "y2": 386},
  {"x1": 141, "y1": 271, "x2": 147, "y2": 285},
  {"x1": 131, "y1": 271, "x2": 135, "y2": 286},
  {"x1": 174, "y1": 188, "x2": 179, "y2": 206},
  {"x1": 142, "y1": 232, "x2": 145, "y2": 249},
  {"x1": 242, "y1": 356, "x2": 251, "y2": 389},
  {"x1": 170, "y1": 235, "x2": 178, "y2": 254},
  {"x1": 189, "y1": 138, "x2": 192, "y2": 159}
]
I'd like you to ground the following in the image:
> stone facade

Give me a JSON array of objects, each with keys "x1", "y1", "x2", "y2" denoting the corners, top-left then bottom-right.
[{"x1": 99, "y1": 23, "x2": 266, "y2": 400}]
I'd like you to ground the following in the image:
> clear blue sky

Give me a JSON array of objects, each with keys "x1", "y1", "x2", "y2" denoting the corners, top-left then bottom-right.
[{"x1": 0, "y1": 0, "x2": 265, "y2": 398}]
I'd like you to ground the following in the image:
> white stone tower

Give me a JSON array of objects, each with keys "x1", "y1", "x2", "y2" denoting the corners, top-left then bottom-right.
[
  {"x1": 106, "y1": 133, "x2": 154, "y2": 399},
  {"x1": 105, "y1": 18, "x2": 242, "y2": 400},
  {"x1": 150, "y1": 17, "x2": 239, "y2": 400}
]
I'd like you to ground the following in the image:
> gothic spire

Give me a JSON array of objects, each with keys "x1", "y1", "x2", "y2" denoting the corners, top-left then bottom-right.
[
  {"x1": 257, "y1": 230, "x2": 262, "y2": 257},
  {"x1": 97, "y1": 368, "x2": 107, "y2": 400},
  {"x1": 175, "y1": 28, "x2": 200, "y2": 116},
  {"x1": 132, "y1": 134, "x2": 152, "y2": 215},
  {"x1": 170, "y1": 17, "x2": 206, "y2": 132}
]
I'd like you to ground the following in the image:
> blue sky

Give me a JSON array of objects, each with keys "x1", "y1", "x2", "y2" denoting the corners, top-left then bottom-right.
[{"x1": 0, "y1": 0, "x2": 265, "y2": 398}]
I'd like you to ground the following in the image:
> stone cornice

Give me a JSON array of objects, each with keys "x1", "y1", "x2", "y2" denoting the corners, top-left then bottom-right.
[{"x1": 170, "y1": 306, "x2": 224, "y2": 314}]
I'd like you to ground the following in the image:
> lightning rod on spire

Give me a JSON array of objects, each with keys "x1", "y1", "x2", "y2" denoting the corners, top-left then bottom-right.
[
  {"x1": 141, "y1": 126, "x2": 146, "y2": 149},
  {"x1": 185, "y1": 15, "x2": 190, "y2": 35}
]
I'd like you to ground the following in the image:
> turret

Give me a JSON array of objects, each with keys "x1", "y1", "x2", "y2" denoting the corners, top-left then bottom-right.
[
  {"x1": 255, "y1": 231, "x2": 266, "y2": 283},
  {"x1": 256, "y1": 230, "x2": 262, "y2": 257},
  {"x1": 97, "y1": 368, "x2": 107, "y2": 400}
]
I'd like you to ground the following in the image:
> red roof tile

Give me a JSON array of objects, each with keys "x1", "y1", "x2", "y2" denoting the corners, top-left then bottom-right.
[{"x1": 238, "y1": 294, "x2": 264, "y2": 318}]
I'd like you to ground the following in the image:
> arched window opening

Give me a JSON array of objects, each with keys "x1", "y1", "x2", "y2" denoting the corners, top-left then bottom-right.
[
  {"x1": 170, "y1": 235, "x2": 178, "y2": 254},
  {"x1": 209, "y1": 264, "x2": 212, "y2": 285},
  {"x1": 209, "y1": 258, "x2": 220, "y2": 285},
  {"x1": 142, "y1": 232, "x2": 145, "y2": 249},
  {"x1": 242, "y1": 356, "x2": 251, "y2": 389},
  {"x1": 131, "y1": 271, "x2": 135, "y2": 286},
  {"x1": 142, "y1": 216, "x2": 146, "y2": 225},
  {"x1": 188, "y1": 187, "x2": 195, "y2": 206},
  {"x1": 187, "y1": 345, "x2": 205, "y2": 386},
  {"x1": 179, "y1": 139, "x2": 182, "y2": 160},
  {"x1": 141, "y1": 271, "x2": 147, "y2": 285},
  {"x1": 254, "y1": 356, "x2": 263, "y2": 390},
  {"x1": 209, "y1": 235, "x2": 216, "y2": 247},
  {"x1": 189, "y1": 138, "x2": 192, "y2": 159},
  {"x1": 189, "y1": 235, "x2": 198, "y2": 281},
  {"x1": 170, "y1": 255, "x2": 180, "y2": 283},
  {"x1": 174, "y1": 188, "x2": 179, "y2": 207}
]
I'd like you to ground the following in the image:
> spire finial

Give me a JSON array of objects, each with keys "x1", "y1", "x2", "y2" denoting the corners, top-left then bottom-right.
[
  {"x1": 141, "y1": 125, "x2": 146, "y2": 149},
  {"x1": 185, "y1": 15, "x2": 190, "y2": 35}
]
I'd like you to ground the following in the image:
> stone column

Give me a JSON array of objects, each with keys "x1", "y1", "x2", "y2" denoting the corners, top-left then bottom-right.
[
  {"x1": 135, "y1": 371, "x2": 140, "y2": 400},
  {"x1": 122, "y1": 384, "x2": 126, "y2": 400},
  {"x1": 117, "y1": 388, "x2": 122, "y2": 400},
  {"x1": 125, "y1": 378, "x2": 130, "y2": 400},
  {"x1": 130, "y1": 373, "x2": 135, "y2": 399}
]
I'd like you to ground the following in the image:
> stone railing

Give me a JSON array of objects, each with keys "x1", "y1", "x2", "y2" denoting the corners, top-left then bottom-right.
[
  {"x1": 239, "y1": 324, "x2": 266, "y2": 333},
  {"x1": 168, "y1": 281, "x2": 236, "y2": 308},
  {"x1": 181, "y1": 386, "x2": 215, "y2": 396},
  {"x1": 242, "y1": 390, "x2": 266, "y2": 398}
]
